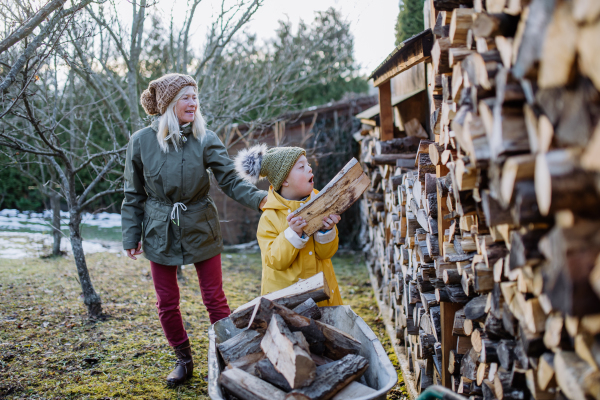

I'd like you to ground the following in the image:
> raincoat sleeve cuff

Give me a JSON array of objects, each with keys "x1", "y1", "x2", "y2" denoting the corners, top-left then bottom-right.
[
  {"x1": 315, "y1": 229, "x2": 336, "y2": 244},
  {"x1": 123, "y1": 241, "x2": 139, "y2": 251},
  {"x1": 256, "y1": 191, "x2": 268, "y2": 211},
  {"x1": 284, "y1": 227, "x2": 309, "y2": 249}
]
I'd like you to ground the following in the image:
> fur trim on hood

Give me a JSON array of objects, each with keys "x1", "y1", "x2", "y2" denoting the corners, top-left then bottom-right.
[{"x1": 234, "y1": 144, "x2": 268, "y2": 184}]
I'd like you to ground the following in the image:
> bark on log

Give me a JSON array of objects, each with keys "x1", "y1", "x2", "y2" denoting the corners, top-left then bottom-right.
[
  {"x1": 373, "y1": 153, "x2": 418, "y2": 166},
  {"x1": 512, "y1": 0, "x2": 557, "y2": 79},
  {"x1": 461, "y1": 347, "x2": 480, "y2": 380},
  {"x1": 255, "y1": 358, "x2": 294, "y2": 392},
  {"x1": 376, "y1": 136, "x2": 422, "y2": 155},
  {"x1": 464, "y1": 296, "x2": 488, "y2": 322},
  {"x1": 292, "y1": 298, "x2": 322, "y2": 320},
  {"x1": 285, "y1": 354, "x2": 369, "y2": 400},
  {"x1": 218, "y1": 329, "x2": 264, "y2": 365}
]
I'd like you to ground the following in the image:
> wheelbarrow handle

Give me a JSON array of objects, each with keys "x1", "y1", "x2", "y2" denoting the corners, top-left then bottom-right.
[{"x1": 417, "y1": 385, "x2": 465, "y2": 400}]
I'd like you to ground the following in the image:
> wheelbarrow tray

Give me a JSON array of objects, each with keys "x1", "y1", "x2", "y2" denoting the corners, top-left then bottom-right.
[{"x1": 208, "y1": 305, "x2": 398, "y2": 400}]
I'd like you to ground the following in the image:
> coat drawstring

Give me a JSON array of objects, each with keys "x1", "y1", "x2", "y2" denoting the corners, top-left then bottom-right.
[{"x1": 171, "y1": 202, "x2": 187, "y2": 226}]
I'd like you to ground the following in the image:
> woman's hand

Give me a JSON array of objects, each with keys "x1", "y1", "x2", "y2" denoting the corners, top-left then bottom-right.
[
  {"x1": 322, "y1": 214, "x2": 341, "y2": 230},
  {"x1": 286, "y1": 213, "x2": 307, "y2": 237},
  {"x1": 125, "y1": 242, "x2": 143, "y2": 260},
  {"x1": 259, "y1": 196, "x2": 268, "y2": 210}
]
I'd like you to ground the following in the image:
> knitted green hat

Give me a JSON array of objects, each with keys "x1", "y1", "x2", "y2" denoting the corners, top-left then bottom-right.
[{"x1": 234, "y1": 144, "x2": 306, "y2": 190}]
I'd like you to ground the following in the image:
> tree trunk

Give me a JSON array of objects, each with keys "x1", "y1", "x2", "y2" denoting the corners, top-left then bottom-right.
[
  {"x1": 50, "y1": 193, "x2": 62, "y2": 256},
  {"x1": 69, "y1": 212, "x2": 102, "y2": 317}
]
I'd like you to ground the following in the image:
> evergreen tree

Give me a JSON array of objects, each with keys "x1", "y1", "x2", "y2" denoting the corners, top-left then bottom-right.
[{"x1": 395, "y1": 0, "x2": 425, "y2": 45}]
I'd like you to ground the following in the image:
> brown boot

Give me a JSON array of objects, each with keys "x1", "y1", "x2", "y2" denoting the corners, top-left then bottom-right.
[{"x1": 166, "y1": 339, "x2": 193, "y2": 386}]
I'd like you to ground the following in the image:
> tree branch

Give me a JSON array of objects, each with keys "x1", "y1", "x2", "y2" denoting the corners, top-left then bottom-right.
[
  {"x1": 80, "y1": 187, "x2": 122, "y2": 209},
  {"x1": 0, "y1": 0, "x2": 67, "y2": 56},
  {"x1": 73, "y1": 147, "x2": 126, "y2": 174},
  {"x1": 77, "y1": 156, "x2": 115, "y2": 208}
]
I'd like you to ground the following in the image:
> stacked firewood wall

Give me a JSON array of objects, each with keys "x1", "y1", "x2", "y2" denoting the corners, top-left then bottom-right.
[{"x1": 360, "y1": 0, "x2": 600, "y2": 399}]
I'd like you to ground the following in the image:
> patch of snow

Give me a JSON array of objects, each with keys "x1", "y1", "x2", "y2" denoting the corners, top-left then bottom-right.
[
  {"x1": 0, "y1": 209, "x2": 122, "y2": 231},
  {"x1": 0, "y1": 231, "x2": 121, "y2": 259}
]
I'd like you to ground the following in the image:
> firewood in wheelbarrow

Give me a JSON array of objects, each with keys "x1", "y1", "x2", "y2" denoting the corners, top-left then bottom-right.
[
  {"x1": 220, "y1": 367, "x2": 287, "y2": 400},
  {"x1": 292, "y1": 298, "x2": 322, "y2": 320},
  {"x1": 284, "y1": 354, "x2": 369, "y2": 400},
  {"x1": 243, "y1": 297, "x2": 362, "y2": 359},
  {"x1": 292, "y1": 158, "x2": 370, "y2": 236},
  {"x1": 230, "y1": 272, "x2": 331, "y2": 329},
  {"x1": 217, "y1": 329, "x2": 264, "y2": 365},
  {"x1": 261, "y1": 314, "x2": 316, "y2": 389},
  {"x1": 256, "y1": 357, "x2": 294, "y2": 392}
]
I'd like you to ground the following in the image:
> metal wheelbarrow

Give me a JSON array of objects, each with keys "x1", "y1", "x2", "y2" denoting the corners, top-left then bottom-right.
[{"x1": 208, "y1": 305, "x2": 398, "y2": 400}]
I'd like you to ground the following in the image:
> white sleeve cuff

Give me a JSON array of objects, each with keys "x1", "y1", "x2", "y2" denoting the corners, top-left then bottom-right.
[
  {"x1": 284, "y1": 227, "x2": 309, "y2": 249},
  {"x1": 315, "y1": 229, "x2": 336, "y2": 244}
]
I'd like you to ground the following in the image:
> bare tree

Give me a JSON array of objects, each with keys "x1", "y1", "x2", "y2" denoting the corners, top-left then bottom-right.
[
  {"x1": 0, "y1": 89, "x2": 125, "y2": 316},
  {"x1": 0, "y1": 0, "x2": 122, "y2": 316}
]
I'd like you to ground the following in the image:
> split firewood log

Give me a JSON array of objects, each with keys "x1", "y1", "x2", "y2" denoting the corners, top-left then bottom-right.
[
  {"x1": 293, "y1": 158, "x2": 371, "y2": 236},
  {"x1": 243, "y1": 297, "x2": 362, "y2": 359},
  {"x1": 261, "y1": 314, "x2": 316, "y2": 389},
  {"x1": 231, "y1": 272, "x2": 331, "y2": 327},
  {"x1": 220, "y1": 367, "x2": 287, "y2": 400},
  {"x1": 292, "y1": 298, "x2": 322, "y2": 320},
  {"x1": 218, "y1": 329, "x2": 264, "y2": 365},
  {"x1": 284, "y1": 354, "x2": 369, "y2": 400}
]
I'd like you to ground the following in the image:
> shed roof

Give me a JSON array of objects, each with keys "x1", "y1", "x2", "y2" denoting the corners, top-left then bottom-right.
[{"x1": 368, "y1": 29, "x2": 434, "y2": 87}]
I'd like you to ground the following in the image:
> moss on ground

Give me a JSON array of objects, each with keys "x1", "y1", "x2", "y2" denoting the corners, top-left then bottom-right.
[{"x1": 0, "y1": 251, "x2": 406, "y2": 399}]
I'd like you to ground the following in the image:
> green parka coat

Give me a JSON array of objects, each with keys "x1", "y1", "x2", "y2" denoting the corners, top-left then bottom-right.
[{"x1": 121, "y1": 120, "x2": 267, "y2": 266}]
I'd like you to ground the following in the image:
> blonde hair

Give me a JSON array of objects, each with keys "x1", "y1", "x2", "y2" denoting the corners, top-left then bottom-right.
[{"x1": 156, "y1": 86, "x2": 206, "y2": 152}]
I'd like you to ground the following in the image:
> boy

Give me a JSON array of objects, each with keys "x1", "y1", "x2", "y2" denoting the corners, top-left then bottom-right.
[{"x1": 235, "y1": 144, "x2": 343, "y2": 306}]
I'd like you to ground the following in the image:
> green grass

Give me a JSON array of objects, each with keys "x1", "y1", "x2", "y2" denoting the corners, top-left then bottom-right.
[{"x1": 0, "y1": 250, "x2": 406, "y2": 399}]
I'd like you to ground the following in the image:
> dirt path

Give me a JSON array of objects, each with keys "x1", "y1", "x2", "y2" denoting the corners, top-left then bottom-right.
[{"x1": 0, "y1": 251, "x2": 406, "y2": 399}]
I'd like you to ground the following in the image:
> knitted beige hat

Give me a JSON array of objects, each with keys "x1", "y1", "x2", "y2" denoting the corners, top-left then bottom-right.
[
  {"x1": 234, "y1": 144, "x2": 306, "y2": 191},
  {"x1": 140, "y1": 73, "x2": 197, "y2": 115}
]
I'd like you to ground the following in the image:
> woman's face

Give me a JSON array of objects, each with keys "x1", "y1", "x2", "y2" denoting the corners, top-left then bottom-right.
[{"x1": 175, "y1": 86, "x2": 197, "y2": 124}]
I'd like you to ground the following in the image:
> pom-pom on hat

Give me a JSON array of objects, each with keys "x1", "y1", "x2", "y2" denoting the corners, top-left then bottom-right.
[
  {"x1": 234, "y1": 144, "x2": 306, "y2": 191},
  {"x1": 140, "y1": 73, "x2": 197, "y2": 115}
]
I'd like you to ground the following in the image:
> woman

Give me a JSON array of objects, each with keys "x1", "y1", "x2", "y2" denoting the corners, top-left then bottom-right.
[{"x1": 121, "y1": 73, "x2": 267, "y2": 386}]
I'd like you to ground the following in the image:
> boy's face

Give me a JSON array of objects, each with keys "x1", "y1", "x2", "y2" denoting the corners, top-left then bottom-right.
[{"x1": 281, "y1": 155, "x2": 314, "y2": 199}]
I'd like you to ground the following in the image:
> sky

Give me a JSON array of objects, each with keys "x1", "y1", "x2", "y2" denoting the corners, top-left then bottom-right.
[
  {"x1": 242, "y1": 0, "x2": 399, "y2": 75},
  {"x1": 142, "y1": 0, "x2": 399, "y2": 77}
]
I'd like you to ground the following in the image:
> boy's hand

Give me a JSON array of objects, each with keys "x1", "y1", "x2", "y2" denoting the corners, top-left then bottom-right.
[
  {"x1": 286, "y1": 213, "x2": 307, "y2": 237},
  {"x1": 322, "y1": 214, "x2": 341, "y2": 230}
]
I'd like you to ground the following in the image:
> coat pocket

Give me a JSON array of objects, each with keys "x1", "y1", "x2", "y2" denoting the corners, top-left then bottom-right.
[
  {"x1": 186, "y1": 206, "x2": 221, "y2": 248},
  {"x1": 143, "y1": 216, "x2": 166, "y2": 249},
  {"x1": 142, "y1": 206, "x2": 169, "y2": 249}
]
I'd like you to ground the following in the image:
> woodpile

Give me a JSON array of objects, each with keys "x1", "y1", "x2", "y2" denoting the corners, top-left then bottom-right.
[
  {"x1": 217, "y1": 273, "x2": 376, "y2": 400},
  {"x1": 358, "y1": 0, "x2": 600, "y2": 399}
]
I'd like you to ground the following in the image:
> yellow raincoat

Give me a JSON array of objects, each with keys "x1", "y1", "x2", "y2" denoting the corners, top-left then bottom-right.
[{"x1": 257, "y1": 187, "x2": 343, "y2": 306}]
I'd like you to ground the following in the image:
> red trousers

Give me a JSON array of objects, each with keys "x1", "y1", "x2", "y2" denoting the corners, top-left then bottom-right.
[{"x1": 150, "y1": 254, "x2": 230, "y2": 347}]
